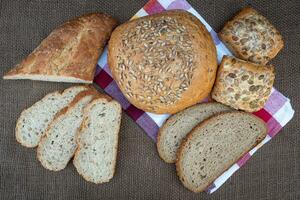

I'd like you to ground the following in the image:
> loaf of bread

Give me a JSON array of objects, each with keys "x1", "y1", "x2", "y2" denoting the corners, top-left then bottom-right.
[
  {"x1": 37, "y1": 90, "x2": 97, "y2": 171},
  {"x1": 4, "y1": 13, "x2": 117, "y2": 83},
  {"x1": 218, "y1": 7, "x2": 284, "y2": 65},
  {"x1": 73, "y1": 97, "x2": 122, "y2": 184},
  {"x1": 108, "y1": 10, "x2": 217, "y2": 114},
  {"x1": 176, "y1": 112, "x2": 267, "y2": 193},
  {"x1": 212, "y1": 56, "x2": 275, "y2": 112},
  {"x1": 16, "y1": 85, "x2": 90, "y2": 148},
  {"x1": 157, "y1": 102, "x2": 232, "y2": 163}
]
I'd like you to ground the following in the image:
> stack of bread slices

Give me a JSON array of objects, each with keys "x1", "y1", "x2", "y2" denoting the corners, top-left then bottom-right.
[
  {"x1": 16, "y1": 85, "x2": 122, "y2": 184},
  {"x1": 157, "y1": 102, "x2": 267, "y2": 192}
]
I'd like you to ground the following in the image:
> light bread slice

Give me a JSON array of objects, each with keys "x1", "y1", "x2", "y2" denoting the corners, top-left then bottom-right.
[
  {"x1": 73, "y1": 97, "x2": 122, "y2": 184},
  {"x1": 176, "y1": 112, "x2": 267, "y2": 193},
  {"x1": 157, "y1": 102, "x2": 232, "y2": 163},
  {"x1": 16, "y1": 85, "x2": 90, "y2": 148},
  {"x1": 37, "y1": 90, "x2": 97, "y2": 171}
]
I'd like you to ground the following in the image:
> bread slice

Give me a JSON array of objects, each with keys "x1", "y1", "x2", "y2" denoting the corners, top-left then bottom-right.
[
  {"x1": 3, "y1": 13, "x2": 117, "y2": 83},
  {"x1": 73, "y1": 97, "x2": 122, "y2": 184},
  {"x1": 16, "y1": 85, "x2": 90, "y2": 148},
  {"x1": 108, "y1": 10, "x2": 217, "y2": 114},
  {"x1": 176, "y1": 112, "x2": 267, "y2": 193},
  {"x1": 218, "y1": 7, "x2": 284, "y2": 65},
  {"x1": 212, "y1": 56, "x2": 275, "y2": 112},
  {"x1": 37, "y1": 90, "x2": 98, "y2": 171},
  {"x1": 157, "y1": 102, "x2": 232, "y2": 163}
]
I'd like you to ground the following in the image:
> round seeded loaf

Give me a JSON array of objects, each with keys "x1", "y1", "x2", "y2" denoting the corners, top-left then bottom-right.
[{"x1": 108, "y1": 10, "x2": 217, "y2": 114}]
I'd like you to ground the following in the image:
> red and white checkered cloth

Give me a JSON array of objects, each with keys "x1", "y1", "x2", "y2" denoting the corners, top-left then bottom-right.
[{"x1": 93, "y1": 0, "x2": 295, "y2": 193}]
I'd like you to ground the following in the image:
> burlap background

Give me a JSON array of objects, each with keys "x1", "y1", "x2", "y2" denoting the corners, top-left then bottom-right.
[{"x1": 0, "y1": 0, "x2": 299, "y2": 199}]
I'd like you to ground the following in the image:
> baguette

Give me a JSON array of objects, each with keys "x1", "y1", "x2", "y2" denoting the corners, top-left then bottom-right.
[{"x1": 4, "y1": 13, "x2": 117, "y2": 83}]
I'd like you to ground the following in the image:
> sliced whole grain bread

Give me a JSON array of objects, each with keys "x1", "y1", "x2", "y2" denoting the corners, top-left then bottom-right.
[
  {"x1": 16, "y1": 85, "x2": 90, "y2": 148},
  {"x1": 157, "y1": 102, "x2": 232, "y2": 163},
  {"x1": 73, "y1": 97, "x2": 122, "y2": 184},
  {"x1": 176, "y1": 111, "x2": 267, "y2": 193},
  {"x1": 37, "y1": 90, "x2": 98, "y2": 171}
]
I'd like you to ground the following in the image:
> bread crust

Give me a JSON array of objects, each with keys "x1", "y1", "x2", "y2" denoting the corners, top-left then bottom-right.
[
  {"x1": 218, "y1": 7, "x2": 284, "y2": 65},
  {"x1": 108, "y1": 10, "x2": 217, "y2": 114},
  {"x1": 15, "y1": 85, "x2": 91, "y2": 148},
  {"x1": 212, "y1": 56, "x2": 275, "y2": 112},
  {"x1": 4, "y1": 13, "x2": 117, "y2": 83},
  {"x1": 175, "y1": 111, "x2": 267, "y2": 193},
  {"x1": 37, "y1": 88, "x2": 98, "y2": 171},
  {"x1": 73, "y1": 96, "x2": 121, "y2": 184}
]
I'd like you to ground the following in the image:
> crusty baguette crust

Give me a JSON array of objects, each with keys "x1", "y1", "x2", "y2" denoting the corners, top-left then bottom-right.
[
  {"x1": 175, "y1": 111, "x2": 267, "y2": 193},
  {"x1": 73, "y1": 95, "x2": 121, "y2": 184},
  {"x1": 218, "y1": 7, "x2": 284, "y2": 65},
  {"x1": 108, "y1": 10, "x2": 217, "y2": 114},
  {"x1": 4, "y1": 13, "x2": 117, "y2": 83},
  {"x1": 157, "y1": 102, "x2": 232, "y2": 163},
  {"x1": 15, "y1": 85, "x2": 91, "y2": 148},
  {"x1": 37, "y1": 89, "x2": 99, "y2": 171}
]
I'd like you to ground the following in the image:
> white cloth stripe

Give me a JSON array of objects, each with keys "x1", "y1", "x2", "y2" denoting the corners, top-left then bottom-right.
[
  {"x1": 209, "y1": 164, "x2": 240, "y2": 194},
  {"x1": 273, "y1": 101, "x2": 295, "y2": 126},
  {"x1": 157, "y1": 0, "x2": 173, "y2": 9}
]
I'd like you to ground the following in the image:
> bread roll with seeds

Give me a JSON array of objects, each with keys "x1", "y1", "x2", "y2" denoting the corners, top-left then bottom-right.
[
  {"x1": 219, "y1": 7, "x2": 284, "y2": 65},
  {"x1": 212, "y1": 56, "x2": 275, "y2": 112},
  {"x1": 176, "y1": 111, "x2": 267, "y2": 193},
  {"x1": 108, "y1": 10, "x2": 217, "y2": 114}
]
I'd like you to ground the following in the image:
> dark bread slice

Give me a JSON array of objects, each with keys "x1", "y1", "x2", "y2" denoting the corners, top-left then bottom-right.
[
  {"x1": 176, "y1": 111, "x2": 267, "y2": 192},
  {"x1": 157, "y1": 102, "x2": 232, "y2": 163}
]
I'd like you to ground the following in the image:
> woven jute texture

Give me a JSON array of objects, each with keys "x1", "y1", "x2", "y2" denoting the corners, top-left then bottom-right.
[{"x1": 0, "y1": 0, "x2": 299, "y2": 199}]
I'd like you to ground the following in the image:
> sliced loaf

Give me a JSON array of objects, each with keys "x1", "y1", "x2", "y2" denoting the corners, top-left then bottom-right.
[
  {"x1": 176, "y1": 112, "x2": 267, "y2": 193},
  {"x1": 16, "y1": 85, "x2": 90, "y2": 148},
  {"x1": 37, "y1": 90, "x2": 97, "y2": 171},
  {"x1": 73, "y1": 97, "x2": 122, "y2": 184},
  {"x1": 157, "y1": 102, "x2": 232, "y2": 163}
]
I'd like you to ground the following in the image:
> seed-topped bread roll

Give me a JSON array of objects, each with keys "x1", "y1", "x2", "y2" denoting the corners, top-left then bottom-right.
[
  {"x1": 212, "y1": 56, "x2": 275, "y2": 112},
  {"x1": 219, "y1": 7, "x2": 284, "y2": 65},
  {"x1": 108, "y1": 10, "x2": 217, "y2": 114}
]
